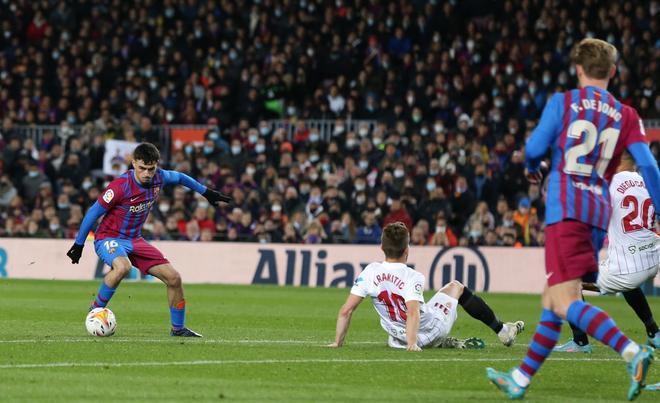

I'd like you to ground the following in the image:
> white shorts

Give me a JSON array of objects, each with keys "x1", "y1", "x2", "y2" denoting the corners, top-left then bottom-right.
[
  {"x1": 386, "y1": 292, "x2": 459, "y2": 349},
  {"x1": 596, "y1": 260, "x2": 659, "y2": 294}
]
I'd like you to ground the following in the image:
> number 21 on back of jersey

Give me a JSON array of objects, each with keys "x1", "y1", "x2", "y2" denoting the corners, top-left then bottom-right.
[{"x1": 564, "y1": 119, "x2": 620, "y2": 178}]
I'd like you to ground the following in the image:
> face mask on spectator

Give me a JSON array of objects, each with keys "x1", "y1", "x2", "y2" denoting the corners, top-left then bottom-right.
[
  {"x1": 310, "y1": 172, "x2": 319, "y2": 181},
  {"x1": 426, "y1": 181, "x2": 436, "y2": 192},
  {"x1": 356, "y1": 196, "x2": 366, "y2": 205},
  {"x1": 515, "y1": 77, "x2": 524, "y2": 87},
  {"x1": 420, "y1": 127, "x2": 429, "y2": 136},
  {"x1": 333, "y1": 125, "x2": 345, "y2": 135},
  {"x1": 271, "y1": 204, "x2": 282, "y2": 213},
  {"x1": 300, "y1": 185, "x2": 310, "y2": 194},
  {"x1": 412, "y1": 113, "x2": 422, "y2": 123},
  {"x1": 231, "y1": 146, "x2": 241, "y2": 155},
  {"x1": 355, "y1": 183, "x2": 366, "y2": 191},
  {"x1": 542, "y1": 75, "x2": 551, "y2": 85},
  {"x1": 255, "y1": 144, "x2": 266, "y2": 153},
  {"x1": 309, "y1": 134, "x2": 319, "y2": 142},
  {"x1": 82, "y1": 180, "x2": 92, "y2": 190},
  {"x1": 28, "y1": 171, "x2": 39, "y2": 178},
  {"x1": 58, "y1": 202, "x2": 69, "y2": 209},
  {"x1": 160, "y1": 203, "x2": 170, "y2": 213},
  {"x1": 494, "y1": 99, "x2": 504, "y2": 108},
  {"x1": 394, "y1": 169, "x2": 405, "y2": 178},
  {"x1": 204, "y1": 145, "x2": 214, "y2": 154},
  {"x1": 372, "y1": 137, "x2": 382, "y2": 146},
  {"x1": 49, "y1": 223, "x2": 60, "y2": 231},
  {"x1": 184, "y1": 145, "x2": 194, "y2": 155},
  {"x1": 429, "y1": 168, "x2": 439, "y2": 176},
  {"x1": 248, "y1": 134, "x2": 258, "y2": 144},
  {"x1": 310, "y1": 154, "x2": 320, "y2": 163},
  {"x1": 165, "y1": 7, "x2": 175, "y2": 17},
  {"x1": 358, "y1": 160, "x2": 369, "y2": 170},
  {"x1": 198, "y1": 201, "x2": 210, "y2": 209},
  {"x1": 149, "y1": 80, "x2": 158, "y2": 90},
  {"x1": 346, "y1": 139, "x2": 356, "y2": 148},
  {"x1": 358, "y1": 127, "x2": 369, "y2": 137},
  {"x1": 259, "y1": 127, "x2": 270, "y2": 136},
  {"x1": 166, "y1": 112, "x2": 174, "y2": 122}
]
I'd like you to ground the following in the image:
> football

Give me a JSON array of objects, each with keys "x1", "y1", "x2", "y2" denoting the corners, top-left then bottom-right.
[{"x1": 85, "y1": 307, "x2": 117, "y2": 337}]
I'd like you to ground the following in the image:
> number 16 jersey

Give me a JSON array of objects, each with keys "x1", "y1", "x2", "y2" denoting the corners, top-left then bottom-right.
[
  {"x1": 350, "y1": 262, "x2": 429, "y2": 337},
  {"x1": 530, "y1": 86, "x2": 647, "y2": 230}
]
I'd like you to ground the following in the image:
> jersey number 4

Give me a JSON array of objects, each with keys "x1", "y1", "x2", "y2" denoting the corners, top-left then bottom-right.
[
  {"x1": 564, "y1": 120, "x2": 620, "y2": 177},
  {"x1": 378, "y1": 291, "x2": 407, "y2": 321},
  {"x1": 621, "y1": 196, "x2": 655, "y2": 233}
]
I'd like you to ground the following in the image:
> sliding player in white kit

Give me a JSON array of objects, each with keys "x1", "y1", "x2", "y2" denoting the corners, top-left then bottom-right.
[
  {"x1": 328, "y1": 222, "x2": 524, "y2": 350},
  {"x1": 555, "y1": 150, "x2": 660, "y2": 353}
]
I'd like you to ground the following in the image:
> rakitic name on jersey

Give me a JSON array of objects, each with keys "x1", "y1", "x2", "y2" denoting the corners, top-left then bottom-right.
[
  {"x1": 570, "y1": 99, "x2": 622, "y2": 121},
  {"x1": 373, "y1": 273, "x2": 405, "y2": 289},
  {"x1": 616, "y1": 179, "x2": 646, "y2": 194}
]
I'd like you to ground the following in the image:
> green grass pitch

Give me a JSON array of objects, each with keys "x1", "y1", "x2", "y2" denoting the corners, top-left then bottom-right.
[{"x1": 0, "y1": 279, "x2": 658, "y2": 402}]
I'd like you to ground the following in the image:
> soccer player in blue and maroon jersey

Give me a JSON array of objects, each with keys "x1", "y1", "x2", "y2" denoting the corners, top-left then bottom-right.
[
  {"x1": 487, "y1": 39, "x2": 659, "y2": 400},
  {"x1": 66, "y1": 143, "x2": 232, "y2": 337}
]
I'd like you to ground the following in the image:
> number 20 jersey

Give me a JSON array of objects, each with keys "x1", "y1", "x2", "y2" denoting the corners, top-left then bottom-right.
[
  {"x1": 541, "y1": 87, "x2": 647, "y2": 230},
  {"x1": 606, "y1": 171, "x2": 658, "y2": 274},
  {"x1": 350, "y1": 262, "x2": 429, "y2": 336}
]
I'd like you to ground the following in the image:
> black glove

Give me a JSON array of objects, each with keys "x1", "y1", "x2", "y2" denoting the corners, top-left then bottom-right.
[
  {"x1": 67, "y1": 243, "x2": 83, "y2": 264},
  {"x1": 202, "y1": 188, "x2": 233, "y2": 206}
]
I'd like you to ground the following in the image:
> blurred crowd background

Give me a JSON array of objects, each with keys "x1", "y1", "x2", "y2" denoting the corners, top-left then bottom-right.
[{"x1": 0, "y1": 0, "x2": 658, "y2": 246}]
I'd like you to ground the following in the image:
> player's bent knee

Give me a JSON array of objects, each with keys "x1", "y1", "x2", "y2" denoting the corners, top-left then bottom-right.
[
  {"x1": 112, "y1": 262, "x2": 131, "y2": 278},
  {"x1": 168, "y1": 270, "x2": 182, "y2": 288}
]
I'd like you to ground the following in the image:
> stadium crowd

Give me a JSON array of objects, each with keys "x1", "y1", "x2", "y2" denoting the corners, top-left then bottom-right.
[{"x1": 0, "y1": 0, "x2": 658, "y2": 246}]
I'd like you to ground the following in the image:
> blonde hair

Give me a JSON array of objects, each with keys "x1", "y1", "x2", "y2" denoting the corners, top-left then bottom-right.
[{"x1": 570, "y1": 38, "x2": 618, "y2": 80}]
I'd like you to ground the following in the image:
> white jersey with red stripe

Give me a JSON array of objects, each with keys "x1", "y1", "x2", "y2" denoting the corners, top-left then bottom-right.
[{"x1": 606, "y1": 171, "x2": 659, "y2": 274}]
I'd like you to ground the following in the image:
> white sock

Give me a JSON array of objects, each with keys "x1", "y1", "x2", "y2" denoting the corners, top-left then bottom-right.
[
  {"x1": 498, "y1": 324, "x2": 509, "y2": 338},
  {"x1": 512, "y1": 368, "x2": 530, "y2": 388},
  {"x1": 621, "y1": 342, "x2": 640, "y2": 363}
]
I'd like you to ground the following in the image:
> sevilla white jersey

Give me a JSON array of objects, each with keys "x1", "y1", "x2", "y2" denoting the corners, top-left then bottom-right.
[
  {"x1": 351, "y1": 261, "x2": 431, "y2": 338},
  {"x1": 606, "y1": 171, "x2": 659, "y2": 274}
]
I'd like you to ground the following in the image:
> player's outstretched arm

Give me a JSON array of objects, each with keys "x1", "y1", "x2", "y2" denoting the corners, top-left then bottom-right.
[
  {"x1": 405, "y1": 300, "x2": 422, "y2": 352},
  {"x1": 161, "y1": 169, "x2": 232, "y2": 206},
  {"x1": 524, "y1": 93, "x2": 563, "y2": 182},
  {"x1": 628, "y1": 142, "x2": 660, "y2": 218},
  {"x1": 67, "y1": 201, "x2": 107, "y2": 264},
  {"x1": 328, "y1": 294, "x2": 363, "y2": 347}
]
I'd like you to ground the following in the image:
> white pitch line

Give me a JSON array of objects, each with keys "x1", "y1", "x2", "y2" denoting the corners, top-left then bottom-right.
[
  {"x1": 0, "y1": 357, "x2": 622, "y2": 370},
  {"x1": 0, "y1": 338, "x2": 383, "y2": 345}
]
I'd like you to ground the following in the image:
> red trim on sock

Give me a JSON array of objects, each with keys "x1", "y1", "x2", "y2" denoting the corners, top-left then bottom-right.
[
  {"x1": 586, "y1": 311, "x2": 609, "y2": 335},
  {"x1": 527, "y1": 349, "x2": 545, "y2": 363},
  {"x1": 540, "y1": 321, "x2": 562, "y2": 332},
  {"x1": 533, "y1": 333, "x2": 557, "y2": 349},
  {"x1": 577, "y1": 305, "x2": 590, "y2": 323},
  {"x1": 614, "y1": 335, "x2": 630, "y2": 353},
  {"x1": 174, "y1": 299, "x2": 186, "y2": 309},
  {"x1": 520, "y1": 363, "x2": 535, "y2": 377},
  {"x1": 601, "y1": 326, "x2": 619, "y2": 345}
]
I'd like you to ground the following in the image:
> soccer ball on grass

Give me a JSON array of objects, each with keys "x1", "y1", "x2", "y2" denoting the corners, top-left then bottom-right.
[{"x1": 85, "y1": 307, "x2": 117, "y2": 337}]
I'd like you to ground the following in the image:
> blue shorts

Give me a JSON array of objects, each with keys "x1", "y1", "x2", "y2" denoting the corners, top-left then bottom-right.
[{"x1": 94, "y1": 238, "x2": 169, "y2": 275}]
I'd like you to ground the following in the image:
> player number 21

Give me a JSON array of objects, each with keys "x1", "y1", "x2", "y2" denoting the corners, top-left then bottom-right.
[
  {"x1": 377, "y1": 290, "x2": 407, "y2": 321},
  {"x1": 564, "y1": 119, "x2": 620, "y2": 177}
]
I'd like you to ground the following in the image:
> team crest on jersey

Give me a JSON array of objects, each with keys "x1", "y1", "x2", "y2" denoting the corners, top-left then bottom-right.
[
  {"x1": 354, "y1": 277, "x2": 364, "y2": 285},
  {"x1": 414, "y1": 283, "x2": 423, "y2": 294},
  {"x1": 103, "y1": 189, "x2": 114, "y2": 203},
  {"x1": 154, "y1": 187, "x2": 160, "y2": 197}
]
